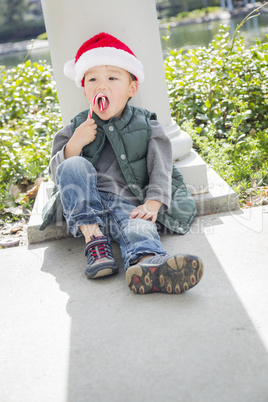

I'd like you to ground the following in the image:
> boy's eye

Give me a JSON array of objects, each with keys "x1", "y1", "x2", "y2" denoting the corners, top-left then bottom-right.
[
  {"x1": 88, "y1": 78, "x2": 96, "y2": 82},
  {"x1": 109, "y1": 77, "x2": 117, "y2": 81}
]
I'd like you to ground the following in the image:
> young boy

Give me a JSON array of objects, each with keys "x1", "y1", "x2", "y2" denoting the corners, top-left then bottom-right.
[{"x1": 44, "y1": 32, "x2": 204, "y2": 294}]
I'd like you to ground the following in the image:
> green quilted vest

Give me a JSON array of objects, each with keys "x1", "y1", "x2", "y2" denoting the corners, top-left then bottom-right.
[{"x1": 72, "y1": 105, "x2": 156, "y2": 201}]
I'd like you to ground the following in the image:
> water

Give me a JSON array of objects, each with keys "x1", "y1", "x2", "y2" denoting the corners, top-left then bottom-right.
[
  {"x1": 160, "y1": 13, "x2": 268, "y2": 56},
  {"x1": 0, "y1": 46, "x2": 51, "y2": 68},
  {"x1": 0, "y1": 13, "x2": 267, "y2": 67}
]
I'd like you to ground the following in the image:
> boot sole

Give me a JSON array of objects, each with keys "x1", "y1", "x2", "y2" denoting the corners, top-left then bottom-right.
[
  {"x1": 86, "y1": 266, "x2": 118, "y2": 279},
  {"x1": 126, "y1": 254, "x2": 204, "y2": 294}
]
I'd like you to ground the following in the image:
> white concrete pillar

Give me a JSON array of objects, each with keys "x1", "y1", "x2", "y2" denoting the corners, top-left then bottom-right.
[
  {"x1": 220, "y1": 0, "x2": 226, "y2": 10},
  {"x1": 40, "y1": 0, "x2": 192, "y2": 161},
  {"x1": 226, "y1": 0, "x2": 234, "y2": 12}
]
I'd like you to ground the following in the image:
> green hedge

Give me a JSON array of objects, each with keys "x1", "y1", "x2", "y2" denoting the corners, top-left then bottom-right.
[
  {"x1": 165, "y1": 25, "x2": 268, "y2": 199},
  {"x1": 0, "y1": 60, "x2": 62, "y2": 212}
]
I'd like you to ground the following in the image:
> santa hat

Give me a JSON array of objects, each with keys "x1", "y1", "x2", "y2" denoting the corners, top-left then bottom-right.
[{"x1": 64, "y1": 32, "x2": 144, "y2": 87}]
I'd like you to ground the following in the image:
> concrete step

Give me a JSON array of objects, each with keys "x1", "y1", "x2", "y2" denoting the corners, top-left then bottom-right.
[
  {"x1": 27, "y1": 165, "x2": 239, "y2": 244},
  {"x1": 194, "y1": 166, "x2": 239, "y2": 216}
]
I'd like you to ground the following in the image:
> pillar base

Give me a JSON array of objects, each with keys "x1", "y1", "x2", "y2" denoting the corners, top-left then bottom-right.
[
  {"x1": 165, "y1": 121, "x2": 193, "y2": 161},
  {"x1": 175, "y1": 150, "x2": 208, "y2": 195}
]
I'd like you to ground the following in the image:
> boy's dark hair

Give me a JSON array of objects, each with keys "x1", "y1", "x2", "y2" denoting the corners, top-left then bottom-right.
[
  {"x1": 128, "y1": 73, "x2": 138, "y2": 102},
  {"x1": 129, "y1": 73, "x2": 137, "y2": 82}
]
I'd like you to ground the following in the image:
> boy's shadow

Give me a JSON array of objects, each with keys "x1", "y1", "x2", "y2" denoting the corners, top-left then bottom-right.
[{"x1": 38, "y1": 236, "x2": 128, "y2": 313}]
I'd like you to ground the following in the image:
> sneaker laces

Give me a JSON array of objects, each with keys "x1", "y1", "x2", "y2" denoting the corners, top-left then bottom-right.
[{"x1": 85, "y1": 235, "x2": 113, "y2": 264}]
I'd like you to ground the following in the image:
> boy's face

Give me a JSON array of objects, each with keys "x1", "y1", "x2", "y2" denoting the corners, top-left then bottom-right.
[{"x1": 84, "y1": 65, "x2": 138, "y2": 120}]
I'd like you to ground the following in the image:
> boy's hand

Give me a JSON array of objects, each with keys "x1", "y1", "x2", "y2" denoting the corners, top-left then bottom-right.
[
  {"x1": 73, "y1": 118, "x2": 97, "y2": 148},
  {"x1": 129, "y1": 200, "x2": 162, "y2": 224},
  {"x1": 64, "y1": 119, "x2": 97, "y2": 158}
]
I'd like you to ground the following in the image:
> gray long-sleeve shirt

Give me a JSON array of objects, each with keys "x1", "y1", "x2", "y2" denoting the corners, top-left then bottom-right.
[{"x1": 48, "y1": 120, "x2": 172, "y2": 211}]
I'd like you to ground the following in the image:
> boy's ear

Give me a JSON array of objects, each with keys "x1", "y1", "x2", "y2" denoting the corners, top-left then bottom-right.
[{"x1": 128, "y1": 80, "x2": 139, "y2": 98}]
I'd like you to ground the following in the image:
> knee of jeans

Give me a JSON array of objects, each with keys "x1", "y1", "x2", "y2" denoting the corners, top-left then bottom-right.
[
  {"x1": 124, "y1": 218, "x2": 158, "y2": 239},
  {"x1": 56, "y1": 157, "x2": 95, "y2": 181}
]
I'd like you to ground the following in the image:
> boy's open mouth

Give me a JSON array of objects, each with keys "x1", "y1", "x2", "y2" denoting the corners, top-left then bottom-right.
[{"x1": 98, "y1": 95, "x2": 109, "y2": 112}]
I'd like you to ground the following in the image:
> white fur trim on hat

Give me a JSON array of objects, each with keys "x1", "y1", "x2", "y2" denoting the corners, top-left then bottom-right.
[
  {"x1": 64, "y1": 59, "x2": 76, "y2": 82},
  {"x1": 64, "y1": 47, "x2": 144, "y2": 87}
]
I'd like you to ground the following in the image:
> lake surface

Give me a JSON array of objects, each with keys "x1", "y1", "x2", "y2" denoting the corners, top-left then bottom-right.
[
  {"x1": 160, "y1": 13, "x2": 268, "y2": 56},
  {"x1": 0, "y1": 13, "x2": 267, "y2": 68},
  {"x1": 0, "y1": 46, "x2": 52, "y2": 68}
]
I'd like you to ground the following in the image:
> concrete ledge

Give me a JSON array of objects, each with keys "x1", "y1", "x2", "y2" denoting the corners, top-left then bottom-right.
[
  {"x1": 27, "y1": 181, "x2": 71, "y2": 245},
  {"x1": 194, "y1": 166, "x2": 239, "y2": 216},
  {"x1": 27, "y1": 165, "x2": 239, "y2": 244}
]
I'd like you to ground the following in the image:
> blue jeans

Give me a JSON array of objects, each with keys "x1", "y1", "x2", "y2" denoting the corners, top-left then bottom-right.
[{"x1": 56, "y1": 157, "x2": 167, "y2": 270}]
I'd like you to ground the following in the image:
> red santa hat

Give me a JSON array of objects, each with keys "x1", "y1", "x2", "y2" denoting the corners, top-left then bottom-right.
[{"x1": 64, "y1": 32, "x2": 144, "y2": 87}]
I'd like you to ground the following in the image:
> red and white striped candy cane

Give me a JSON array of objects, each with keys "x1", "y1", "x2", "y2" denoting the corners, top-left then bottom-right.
[{"x1": 88, "y1": 93, "x2": 107, "y2": 120}]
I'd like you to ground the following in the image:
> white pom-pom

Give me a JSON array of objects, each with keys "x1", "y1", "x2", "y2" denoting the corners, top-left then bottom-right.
[{"x1": 63, "y1": 59, "x2": 76, "y2": 81}]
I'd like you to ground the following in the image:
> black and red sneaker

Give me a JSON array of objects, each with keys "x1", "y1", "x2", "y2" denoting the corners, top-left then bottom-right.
[
  {"x1": 85, "y1": 235, "x2": 118, "y2": 279},
  {"x1": 126, "y1": 254, "x2": 204, "y2": 294}
]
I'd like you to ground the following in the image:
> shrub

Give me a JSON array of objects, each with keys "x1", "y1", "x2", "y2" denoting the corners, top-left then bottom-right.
[
  {"x1": 160, "y1": 7, "x2": 222, "y2": 24},
  {"x1": 0, "y1": 60, "x2": 62, "y2": 212},
  {"x1": 165, "y1": 25, "x2": 268, "y2": 198}
]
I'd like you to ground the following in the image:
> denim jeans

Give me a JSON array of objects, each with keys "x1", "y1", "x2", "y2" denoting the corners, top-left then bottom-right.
[{"x1": 56, "y1": 156, "x2": 167, "y2": 270}]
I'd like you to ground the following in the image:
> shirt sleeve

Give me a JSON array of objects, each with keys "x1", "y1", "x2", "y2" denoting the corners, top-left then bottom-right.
[
  {"x1": 145, "y1": 120, "x2": 172, "y2": 211},
  {"x1": 48, "y1": 124, "x2": 73, "y2": 183}
]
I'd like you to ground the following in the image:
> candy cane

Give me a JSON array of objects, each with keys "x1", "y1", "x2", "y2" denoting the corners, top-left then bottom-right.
[{"x1": 88, "y1": 93, "x2": 107, "y2": 120}]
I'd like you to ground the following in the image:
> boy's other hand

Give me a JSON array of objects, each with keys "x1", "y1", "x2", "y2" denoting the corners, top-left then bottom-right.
[
  {"x1": 129, "y1": 200, "x2": 162, "y2": 224},
  {"x1": 65, "y1": 119, "x2": 97, "y2": 158}
]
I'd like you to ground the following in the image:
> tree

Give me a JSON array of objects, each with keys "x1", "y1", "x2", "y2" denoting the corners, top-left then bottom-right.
[
  {"x1": 155, "y1": 0, "x2": 220, "y2": 16},
  {"x1": 0, "y1": 0, "x2": 29, "y2": 25}
]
